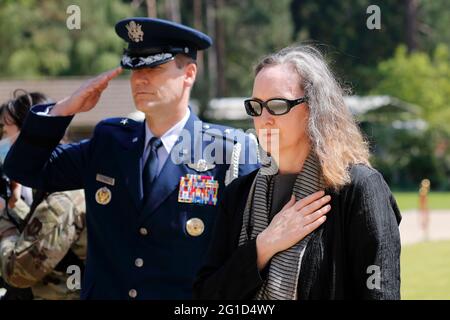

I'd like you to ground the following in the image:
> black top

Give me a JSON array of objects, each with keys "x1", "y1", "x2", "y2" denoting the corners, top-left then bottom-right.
[
  {"x1": 269, "y1": 173, "x2": 298, "y2": 221},
  {"x1": 193, "y1": 164, "x2": 402, "y2": 300}
]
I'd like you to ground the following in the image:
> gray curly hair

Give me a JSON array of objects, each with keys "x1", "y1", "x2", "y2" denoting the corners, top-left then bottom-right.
[{"x1": 255, "y1": 45, "x2": 370, "y2": 190}]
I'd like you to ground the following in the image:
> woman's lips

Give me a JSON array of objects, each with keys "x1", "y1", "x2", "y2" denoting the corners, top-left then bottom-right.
[{"x1": 260, "y1": 129, "x2": 280, "y2": 138}]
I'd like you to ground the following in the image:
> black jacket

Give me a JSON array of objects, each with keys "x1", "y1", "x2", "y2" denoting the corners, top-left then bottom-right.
[{"x1": 193, "y1": 165, "x2": 402, "y2": 300}]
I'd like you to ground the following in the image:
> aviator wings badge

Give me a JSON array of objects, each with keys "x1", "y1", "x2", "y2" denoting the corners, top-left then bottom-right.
[{"x1": 187, "y1": 159, "x2": 215, "y2": 172}]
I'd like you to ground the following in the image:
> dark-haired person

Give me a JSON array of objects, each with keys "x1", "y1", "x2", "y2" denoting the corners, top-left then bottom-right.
[
  {"x1": 194, "y1": 45, "x2": 401, "y2": 300},
  {"x1": 0, "y1": 90, "x2": 86, "y2": 300}
]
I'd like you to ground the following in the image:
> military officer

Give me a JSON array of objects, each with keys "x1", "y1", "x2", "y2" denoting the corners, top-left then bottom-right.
[{"x1": 4, "y1": 17, "x2": 259, "y2": 299}]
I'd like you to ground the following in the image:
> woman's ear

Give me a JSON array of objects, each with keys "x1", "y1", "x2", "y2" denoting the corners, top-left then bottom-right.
[{"x1": 184, "y1": 63, "x2": 197, "y2": 88}]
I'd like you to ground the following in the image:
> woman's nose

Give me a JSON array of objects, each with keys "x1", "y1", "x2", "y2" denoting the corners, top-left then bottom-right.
[{"x1": 260, "y1": 107, "x2": 275, "y2": 125}]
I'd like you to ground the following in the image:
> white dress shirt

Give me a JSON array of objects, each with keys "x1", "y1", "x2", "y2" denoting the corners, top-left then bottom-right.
[{"x1": 140, "y1": 108, "x2": 191, "y2": 187}]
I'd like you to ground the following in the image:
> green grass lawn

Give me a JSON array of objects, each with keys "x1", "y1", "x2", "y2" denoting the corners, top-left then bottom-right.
[
  {"x1": 393, "y1": 192, "x2": 450, "y2": 211},
  {"x1": 401, "y1": 240, "x2": 450, "y2": 299}
]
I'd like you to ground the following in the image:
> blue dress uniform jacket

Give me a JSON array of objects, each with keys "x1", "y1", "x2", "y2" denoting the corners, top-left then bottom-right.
[{"x1": 4, "y1": 104, "x2": 259, "y2": 300}]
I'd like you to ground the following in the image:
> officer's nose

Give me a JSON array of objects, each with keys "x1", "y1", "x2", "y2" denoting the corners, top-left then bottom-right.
[{"x1": 131, "y1": 69, "x2": 149, "y2": 86}]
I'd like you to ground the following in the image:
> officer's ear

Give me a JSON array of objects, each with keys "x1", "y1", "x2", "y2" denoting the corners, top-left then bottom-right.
[
  {"x1": 176, "y1": 54, "x2": 197, "y2": 88},
  {"x1": 183, "y1": 62, "x2": 197, "y2": 89}
]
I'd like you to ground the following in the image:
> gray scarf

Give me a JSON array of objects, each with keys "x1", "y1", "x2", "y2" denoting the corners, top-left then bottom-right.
[{"x1": 238, "y1": 152, "x2": 325, "y2": 300}]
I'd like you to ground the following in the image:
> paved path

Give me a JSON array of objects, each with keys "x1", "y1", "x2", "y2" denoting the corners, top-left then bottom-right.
[{"x1": 400, "y1": 210, "x2": 450, "y2": 245}]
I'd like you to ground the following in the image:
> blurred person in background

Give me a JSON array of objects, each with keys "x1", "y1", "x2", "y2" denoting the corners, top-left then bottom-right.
[
  {"x1": 0, "y1": 90, "x2": 86, "y2": 300},
  {"x1": 419, "y1": 178, "x2": 430, "y2": 241}
]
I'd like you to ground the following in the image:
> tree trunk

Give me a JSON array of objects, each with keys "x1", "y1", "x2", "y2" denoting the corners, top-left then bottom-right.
[
  {"x1": 215, "y1": 0, "x2": 226, "y2": 96},
  {"x1": 405, "y1": 0, "x2": 419, "y2": 53},
  {"x1": 206, "y1": 0, "x2": 217, "y2": 99},
  {"x1": 146, "y1": 0, "x2": 157, "y2": 18},
  {"x1": 194, "y1": 0, "x2": 204, "y2": 79},
  {"x1": 165, "y1": 0, "x2": 181, "y2": 22}
]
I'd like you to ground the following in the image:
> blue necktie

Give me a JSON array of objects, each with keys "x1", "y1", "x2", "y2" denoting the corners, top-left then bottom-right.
[{"x1": 142, "y1": 137, "x2": 163, "y2": 203}]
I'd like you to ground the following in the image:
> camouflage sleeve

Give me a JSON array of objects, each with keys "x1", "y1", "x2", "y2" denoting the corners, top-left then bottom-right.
[
  {"x1": 0, "y1": 191, "x2": 85, "y2": 288},
  {"x1": 0, "y1": 212, "x2": 20, "y2": 279},
  {"x1": 0, "y1": 211, "x2": 17, "y2": 237},
  {"x1": 0, "y1": 198, "x2": 30, "y2": 277}
]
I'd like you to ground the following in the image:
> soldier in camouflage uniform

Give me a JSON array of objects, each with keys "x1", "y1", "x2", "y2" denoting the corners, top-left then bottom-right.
[
  {"x1": 0, "y1": 90, "x2": 87, "y2": 299},
  {"x1": 0, "y1": 190, "x2": 86, "y2": 299}
]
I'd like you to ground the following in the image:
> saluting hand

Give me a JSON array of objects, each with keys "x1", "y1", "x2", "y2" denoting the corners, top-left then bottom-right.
[
  {"x1": 256, "y1": 190, "x2": 331, "y2": 270},
  {"x1": 50, "y1": 67, "x2": 123, "y2": 116}
]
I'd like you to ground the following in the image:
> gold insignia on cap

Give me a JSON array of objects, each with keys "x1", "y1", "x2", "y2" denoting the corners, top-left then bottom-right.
[
  {"x1": 186, "y1": 218, "x2": 205, "y2": 237},
  {"x1": 95, "y1": 187, "x2": 112, "y2": 205},
  {"x1": 126, "y1": 21, "x2": 144, "y2": 43},
  {"x1": 187, "y1": 159, "x2": 215, "y2": 172}
]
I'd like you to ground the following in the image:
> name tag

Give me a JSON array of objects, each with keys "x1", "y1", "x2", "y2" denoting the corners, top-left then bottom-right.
[
  {"x1": 96, "y1": 174, "x2": 115, "y2": 186},
  {"x1": 178, "y1": 174, "x2": 219, "y2": 206}
]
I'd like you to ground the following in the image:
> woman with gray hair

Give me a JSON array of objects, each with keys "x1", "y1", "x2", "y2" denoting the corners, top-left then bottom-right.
[{"x1": 193, "y1": 45, "x2": 401, "y2": 300}]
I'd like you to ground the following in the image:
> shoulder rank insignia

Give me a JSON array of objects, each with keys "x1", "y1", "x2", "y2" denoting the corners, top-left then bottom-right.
[
  {"x1": 178, "y1": 174, "x2": 219, "y2": 206},
  {"x1": 187, "y1": 159, "x2": 215, "y2": 172},
  {"x1": 126, "y1": 21, "x2": 144, "y2": 43}
]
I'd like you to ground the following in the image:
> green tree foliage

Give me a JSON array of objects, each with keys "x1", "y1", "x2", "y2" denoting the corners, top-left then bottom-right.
[
  {"x1": 370, "y1": 44, "x2": 450, "y2": 189},
  {"x1": 0, "y1": 0, "x2": 138, "y2": 78},
  {"x1": 420, "y1": 0, "x2": 450, "y2": 55},
  {"x1": 373, "y1": 44, "x2": 450, "y2": 134},
  {"x1": 216, "y1": 0, "x2": 293, "y2": 96},
  {"x1": 366, "y1": 122, "x2": 449, "y2": 190},
  {"x1": 290, "y1": 0, "x2": 406, "y2": 94}
]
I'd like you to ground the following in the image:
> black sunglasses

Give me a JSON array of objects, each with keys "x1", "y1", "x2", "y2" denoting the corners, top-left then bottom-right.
[{"x1": 244, "y1": 96, "x2": 308, "y2": 116}]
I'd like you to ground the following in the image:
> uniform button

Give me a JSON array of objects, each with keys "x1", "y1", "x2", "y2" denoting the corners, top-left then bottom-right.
[
  {"x1": 135, "y1": 258, "x2": 144, "y2": 268},
  {"x1": 129, "y1": 289, "x2": 137, "y2": 298},
  {"x1": 139, "y1": 227, "x2": 148, "y2": 236}
]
